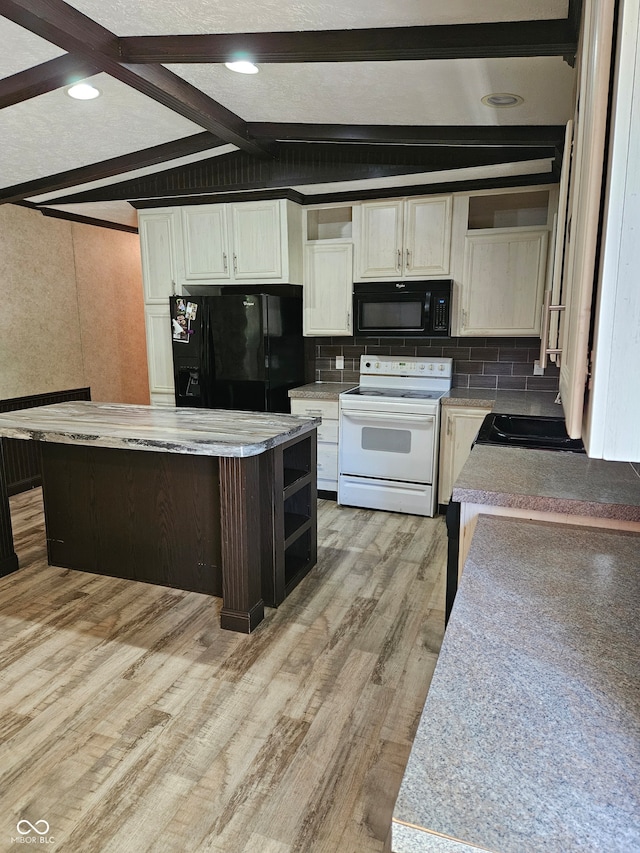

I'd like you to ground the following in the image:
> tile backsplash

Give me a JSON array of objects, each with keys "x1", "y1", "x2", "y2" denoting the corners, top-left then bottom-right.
[{"x1": 308, "y1": 336, "x2": 560, "y2": 392}]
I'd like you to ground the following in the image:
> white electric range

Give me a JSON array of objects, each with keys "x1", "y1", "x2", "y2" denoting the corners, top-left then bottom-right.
[{"x1": 338, "y1": 355, "x2": 453, "y2": 516}]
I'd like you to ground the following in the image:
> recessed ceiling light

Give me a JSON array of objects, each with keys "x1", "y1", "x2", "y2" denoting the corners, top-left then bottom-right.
[
  {"x1": 224, "y1": 60, "x2": 259, "y2": 74},
  {"x1": 481, "y1": 93, "x2": 523, "y2": 108},
  {"x1": 66, "y1": 82, "x2": 101, "y2": 100}
]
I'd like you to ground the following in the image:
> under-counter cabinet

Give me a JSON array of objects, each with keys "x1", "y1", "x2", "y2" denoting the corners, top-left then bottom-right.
[
  {"x1": 438, "y1": 405, "x2": 491, "y2": 505},
  {"x1": 355, "y1": 196, "x2": 452, "y2": 280},
  {"x1": 303, "y1": 243, "x2": 353, "y2": 336},
  {"x1": 460, "y1": 228, "x2": 548, "y2": 336},
  {"x1": 180, "y1": 199, "x2": 303, "y2": 284},
  {"x1": 289, "y1": 398, "x2": 340, "y2": 492}
]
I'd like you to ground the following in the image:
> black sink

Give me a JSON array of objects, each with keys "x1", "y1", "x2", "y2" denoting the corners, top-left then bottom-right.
[{"x1": 475, "y1": 413, "x2": 585, "y2": 452}]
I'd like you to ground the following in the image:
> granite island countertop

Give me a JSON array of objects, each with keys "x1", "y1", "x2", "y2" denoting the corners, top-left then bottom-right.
[
  {"x1": 0, "y1": 401, "x2": 320, "y2": 458},
  {"x1": 452, "y1": 444, "x2": 640, "y2": 522},
  {"x1": 392, "y1": 515, "x2": 640, "y2": 853}
]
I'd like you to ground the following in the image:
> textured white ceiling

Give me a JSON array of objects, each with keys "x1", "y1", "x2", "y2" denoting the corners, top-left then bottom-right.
[
  {"x1": 1, "y1": 1, "x2": 575, "y2": 224},
  {"x1": 0, "y1": 18, "x2": 65, "y2": 78},
  {"x1": 0, "y1": 73, "x2": 205, "y2": 187},
  {"x1": 168, "y1": 57, "x2": 575, "y2": 126},
  {"x1": 65, "y1": 0, "x2": 569, "y2": 36}
]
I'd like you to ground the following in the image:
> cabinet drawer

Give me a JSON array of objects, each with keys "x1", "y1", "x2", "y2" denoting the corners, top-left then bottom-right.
[
  {"x1": 317, "y1": 443, "x2": 338, "y2": 480},
  {"x1": 317, "y1": 420, "x2": 338, "y2": 444},
  {"x1": 290, "y1": 399, "x2": 339, "y2": 422}
]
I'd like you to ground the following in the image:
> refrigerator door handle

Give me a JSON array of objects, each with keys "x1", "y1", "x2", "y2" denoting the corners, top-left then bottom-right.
[{"x1": 201, "y1": 305, "x2": 213, "y2": 408}]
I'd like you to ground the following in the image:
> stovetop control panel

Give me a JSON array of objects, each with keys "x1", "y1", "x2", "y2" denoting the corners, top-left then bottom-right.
[{"x1": 360, "y1": 356, "x2": 453, "y2": 378}]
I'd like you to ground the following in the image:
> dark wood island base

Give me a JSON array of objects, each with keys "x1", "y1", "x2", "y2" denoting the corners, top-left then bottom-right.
[
  {"x1": 0, "y1": 442, "x2": 19, "y2": 578},
  {"x1": 0, "y1": 403, "x2": 319, "y2": 634}
]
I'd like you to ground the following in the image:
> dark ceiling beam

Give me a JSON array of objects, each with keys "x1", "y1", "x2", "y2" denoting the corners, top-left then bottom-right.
[
  {"x1": 0, "y1": 131, "x2": 226, "y2": 204},
  {"x1": 247, "y1": 123, "x2": 567, "y2": 148},
  {"x1": 119, "y1": 20, "x2": 577, "y2": 64},
  {"x1": 0, "y1": 0, "x2": 270, "y2": 156},
  {"x1": 0, "y1": 54, "x2": 99, "y2": 109},
  {"x1": 18, "y1": 200, "x2": 138, "y2": 233},
  {"x1": 39, "y1": 144, "x2": 556, "y2": 205}
]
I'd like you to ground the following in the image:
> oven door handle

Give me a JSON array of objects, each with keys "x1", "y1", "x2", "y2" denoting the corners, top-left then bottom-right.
[{"x1": 341, "y1": 410, "x2": 434, "y2": 425}]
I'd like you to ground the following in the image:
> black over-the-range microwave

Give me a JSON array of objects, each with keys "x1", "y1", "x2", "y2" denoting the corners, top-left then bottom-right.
[{"x1": 353, "y1": 280, "x2": 452, "y2": 337}]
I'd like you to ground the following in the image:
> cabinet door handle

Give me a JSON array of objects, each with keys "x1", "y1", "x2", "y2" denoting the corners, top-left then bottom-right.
[
  {"x1": 233, "y1": 253, "x2": 238, "y2": 274},
  {"x1": 306, "y1": 409, "x2": 323, "y2": 416},
  {"x1": 223, "y1": 252, "x2": 228, "y2": 273},
  {"x1": 406, "y1": 248, "x2": 411, "y2": 269},
  {"x1": 397, "y1": 249, "x2": 402, "y2": 270}
]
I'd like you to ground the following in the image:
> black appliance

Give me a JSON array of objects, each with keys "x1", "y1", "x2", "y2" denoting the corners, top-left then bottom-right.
[
  {"x1": 170, "y1": 285, "x2": 304, "y2": 414},
  {"x1": 475, "y1": 413, "x2": 586, "y2": 452},
  {"x1": 445, "y1": 413, "x2": 585, "y2": 625},
  {"x1": 353, "y1": 280, "x2": 451, "y2": 337}
]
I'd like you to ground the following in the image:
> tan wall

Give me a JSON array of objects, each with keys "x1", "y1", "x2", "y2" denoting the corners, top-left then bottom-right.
[
  {"x1": 72, "y1": 221, "x2": 149, "y2": 404},
  {"x1": 0, "y1": 204, "x2": 149, "y2": 404}
]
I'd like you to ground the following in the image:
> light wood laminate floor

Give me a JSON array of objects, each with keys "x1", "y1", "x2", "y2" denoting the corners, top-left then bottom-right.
[{"x1": 0, "y1": 489, "x2": 446, "y2": 853}]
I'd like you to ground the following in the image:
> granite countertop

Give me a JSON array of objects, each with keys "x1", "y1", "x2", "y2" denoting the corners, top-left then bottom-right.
[
  {"x1": 392, "y1": 515, "x2": 640, "y2": 853},
  {"x1": 0, "y1": 401, "x2": 320, "y2": 458},
  {"x1": 442, "y1": 389, "x2": 562, "y2": 417},
  {"x1": 288, "y1": 381, "x2": 358, "y2": 401},
  {"x1": 452, "y1": 445, "x2": 640, "y2": 521}
]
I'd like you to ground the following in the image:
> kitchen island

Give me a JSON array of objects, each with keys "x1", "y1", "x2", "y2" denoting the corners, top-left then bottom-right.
[{"x1": 0, "y1": 402, "x2": 320, "y2": 633}]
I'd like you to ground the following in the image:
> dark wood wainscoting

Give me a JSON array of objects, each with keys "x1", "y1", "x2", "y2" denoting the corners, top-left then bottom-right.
[{"x1": 0, "y1": 388, "x2": 91, "y2": 495}]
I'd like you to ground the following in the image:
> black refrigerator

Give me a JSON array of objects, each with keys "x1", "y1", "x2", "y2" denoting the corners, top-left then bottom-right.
[{"x1": 170, "y1": 285, "x2": 305, "y2": 414}]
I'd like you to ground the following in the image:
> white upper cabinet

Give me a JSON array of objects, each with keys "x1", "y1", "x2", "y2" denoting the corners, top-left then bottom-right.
[
  {"x1": 356, "y1": 200, "x2": 404, "y2": 278},
  {"x1": 460, "y1": 229, "x2": 549, "y2": 336},
  {"x1": 303, "y1": 243, "x2": 353, "y2": 336},
  {"x1": 181, "y1": 205, "x2": 229, "y2": 280},
  {"x1": 404, "y1": 197, "x2": 453, "y2": 277},
  {"x1": 179, "y1": 199, "x2": 303, "y2": 285},
  {"x1": 355, "y1": 196, "x2": 452, "y2": 280},
  {"x1": 138, "y1": 209, "x2": 181, "y2": 303},
  {"x1": 230, "y1": 201, "x2": 283, "y2": 279}
]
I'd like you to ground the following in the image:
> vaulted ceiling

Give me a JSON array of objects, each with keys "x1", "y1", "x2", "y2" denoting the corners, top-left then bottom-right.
[{"x1": 0, "y1": 0, "x2": 580, "y2": 231}]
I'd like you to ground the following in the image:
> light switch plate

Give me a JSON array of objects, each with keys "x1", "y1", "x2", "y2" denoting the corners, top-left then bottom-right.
[{"x1": 335, "y1": 356, "x2": 345, "y2": 370}]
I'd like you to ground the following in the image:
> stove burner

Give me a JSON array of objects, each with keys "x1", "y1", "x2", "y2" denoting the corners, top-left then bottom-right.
[{"x1": 345, "y1": 386, "x2": 442, "y2": 400}]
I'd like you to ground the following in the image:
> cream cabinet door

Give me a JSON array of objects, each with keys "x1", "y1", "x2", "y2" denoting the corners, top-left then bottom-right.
[
  {"x1": 461, "y1": 229, "x2": 548, "y2": 336},
  {"x1": 181, "y1": 205, "x2": 229, "y2": 280},
  {"x1": 404, "y1": 196, "x2": 452, "y2": 276},
  {"x1": 229, "y1": 200, "x2": 283, "y2": 279},
  {"x1": 303, "y1": 243, "x2": 353, "y2": 336},
  {"x1": 290, "y1": 398, "x2": 340, "y2": 490},
  {"x1": 357, "y1": 200, "x2": 404, "y2": 278},
  {"x1": 438, "y1": 407, "x2": 491, "y2": 504},
  {"x1": 144, "y1": 305, "x2": 175, "y2": 406},
  {"x1": 139, "y1": 210, "x2": 181, "y2": 303}
]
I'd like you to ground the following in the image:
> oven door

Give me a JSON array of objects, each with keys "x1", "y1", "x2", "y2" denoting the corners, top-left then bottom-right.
[{"x1": 339, "y1": 408, "x2": 436, "y2": 483}]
